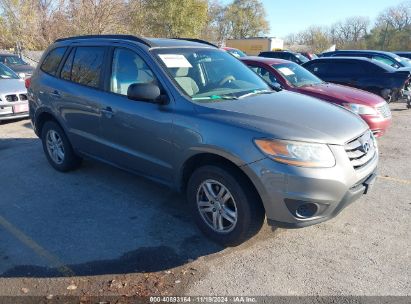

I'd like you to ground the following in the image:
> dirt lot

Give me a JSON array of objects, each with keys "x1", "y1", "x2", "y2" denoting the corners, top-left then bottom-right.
[{"x1": 0, "y1": 103, "x2": 410, "y2": 300}]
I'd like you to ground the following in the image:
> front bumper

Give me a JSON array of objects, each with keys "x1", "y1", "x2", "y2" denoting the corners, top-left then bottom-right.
[
  {"x1": 361, "y1": 115, "x2": 391, "y2": 137},
  {"x1": 0, "y1": 101, "x2": 29, "y2": 121},
  {"x1": 242, "y1": 144, "x2": 378, "y2": 228}
]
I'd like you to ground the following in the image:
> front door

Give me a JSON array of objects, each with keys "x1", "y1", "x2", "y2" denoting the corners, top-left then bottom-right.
[{"x1": 100, "y1": 47, "x2": 175, "y2": 183}]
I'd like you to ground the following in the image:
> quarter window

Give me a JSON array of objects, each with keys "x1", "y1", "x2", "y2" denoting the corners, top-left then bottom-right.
[
  {"x1": 110, "y1": 48, "x2": 156, "y2": 96},
  {"x1": 70, "y1": 47, "x2": 105, "y2": 88},
  {"x1": 41, "y1": 47, "x2": 67, "y2": 75}
]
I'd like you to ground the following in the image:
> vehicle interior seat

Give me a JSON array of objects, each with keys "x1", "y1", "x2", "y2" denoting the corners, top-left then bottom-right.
[
  {"x1": 170, "y1": 67, "x2": 199, "y2": 96},
  {"x1": 111, "y1": 53, "x2": 155, "y2": 95}
]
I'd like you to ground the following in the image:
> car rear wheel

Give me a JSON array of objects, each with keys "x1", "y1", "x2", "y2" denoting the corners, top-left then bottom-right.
[
  {"x1": 41, "y1": 121, "x2": 81, "y2": 172},
  {"x1": 187, "y1": 165, "x2": 265, "y2": 246}
]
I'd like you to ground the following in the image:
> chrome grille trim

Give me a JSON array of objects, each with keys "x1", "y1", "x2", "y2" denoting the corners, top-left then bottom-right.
[{"x1": 345, "y1": 131, "x2": 376, "y2": 170}]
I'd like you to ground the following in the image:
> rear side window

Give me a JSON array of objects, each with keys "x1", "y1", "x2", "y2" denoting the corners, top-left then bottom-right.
[
  {"x1": 41, "y1": 47, "x2": 67, "y2": 75},
  {"x1": 70, "y1": 47, "x2": 105, "y2": 88},
  {"x1": 330, "y1": 62, "x2": 366, "y2": 75},
  {"x1": 305, "y1": 62, "x2": 331, "y2": 74},
  {"x1": 60, "y1": 49, "x2": 75, "y2": 81}
]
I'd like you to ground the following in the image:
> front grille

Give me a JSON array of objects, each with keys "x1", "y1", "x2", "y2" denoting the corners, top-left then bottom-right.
[
  {"x1": 345, "y1": 131, "x2": 376, "y2": 170},
  {"x1": 19, "y1": 94, "x2": 27, "y2": 101},
  {"x1": 376, "y1": 103, "x2": 391, "y2": 118},
  {"x1": 3, "y1": 94, "x2": 27, "y2": 102},
  {"x1": 5, "y1": 94, "x2": 18, "y2": 102}
]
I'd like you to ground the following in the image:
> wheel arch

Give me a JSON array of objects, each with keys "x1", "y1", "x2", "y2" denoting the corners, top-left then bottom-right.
[{"x1": 179, "y1": 152, "x2": 265, "y2": 212}]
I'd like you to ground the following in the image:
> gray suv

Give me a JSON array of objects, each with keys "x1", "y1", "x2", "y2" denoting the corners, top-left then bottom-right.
[{"x1": 28, "y1": 35, "x2": 378, "y2": 246}]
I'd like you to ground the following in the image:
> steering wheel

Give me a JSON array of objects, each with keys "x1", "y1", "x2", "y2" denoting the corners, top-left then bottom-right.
[{"x1": 219, "y1": 75, "x2": 235, "y2": 86}]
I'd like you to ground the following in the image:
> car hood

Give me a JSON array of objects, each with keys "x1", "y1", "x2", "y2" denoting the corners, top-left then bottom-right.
[
  {"x1": 297, "y1": 82, "x2": 385, "y2": 106},
  {"x1": 0, "y1": 79, "x2": 26, "y2": 93},
  {"x1": 196, "y1": 91, "x2": 368, "y2": 145},
  {"x1": 9, "y1": 64, "x2": 35, "y2": 74}
]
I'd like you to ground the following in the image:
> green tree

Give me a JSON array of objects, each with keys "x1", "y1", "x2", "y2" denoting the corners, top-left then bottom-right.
[
  {"x1": 226, "y1": 0, "x2": 269, "y2": 39},
  {"x1": 142, "y1": 0, "x2": 208, "y2": 38}
]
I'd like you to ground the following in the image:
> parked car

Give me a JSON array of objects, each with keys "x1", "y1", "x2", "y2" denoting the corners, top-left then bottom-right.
[
  {"x1": 28, "y1": 35, "x2": 378, "y2": 245},
  {"x1": 394, "y1": 52, "x2": 411, "y2": 60},
  {"x1": 241, "y1": 56, "x2": 391, "y2": 137},
  {"x1": 259, "y1": 51, "x2": 309, "y2": 65},
  {"x1": 221, "y1": 47, "x2": 247, "y2": 58},
  {"x1": 321, "y1": 50, "x2": 411, "y2": 69},
  {"x1": 299, "y1": 52, "x2": 318, "y2": 60},
  {"x1": 0, "y1": 63, "x2": 29, "y2": 122},
  {"x1": 0, "y1": 53, "x2": 35, "y2": 78},
  {"x1": 303, "y1": 57, "x2": 411, "y2": 107}
]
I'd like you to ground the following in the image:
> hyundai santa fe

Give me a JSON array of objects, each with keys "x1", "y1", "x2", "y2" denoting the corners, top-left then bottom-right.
[{"x1": 27, "y1": 35, "x2": 378, "y2": 246}]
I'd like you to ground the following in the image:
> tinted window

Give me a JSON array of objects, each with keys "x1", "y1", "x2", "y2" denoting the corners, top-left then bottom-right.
[
  {"x1": 110, "y1": 48, "x2": 156, "y2": 96},
  {"x1": 260, "y1": 52, "x2": 279, "y2": 58},
  {"x1": 329, "y1": 62, "x2": 366, "y2": 75},
  {"x1": 71, "y1": 47, "x2": 105, "y2": 88},
  {"x1": 305, "y1": 62, "x2": 332, "y2": 74},
  {"x1": 371, "y1": 55, "x2": 397, "y2": 68},
  {"x1": 41, "y1": 47, "x2": 67, "y2": 75},
  {"x1": 60, "y1": 49, "x2": 74, "y2": 81}
]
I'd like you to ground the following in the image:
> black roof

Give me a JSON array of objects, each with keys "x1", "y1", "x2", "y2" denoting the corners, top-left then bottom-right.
[
  {"x1": 55, "y1": 35, "x2": 217, "y2": 49},
  {"x1": 306, "y1": 56, "x2": 397, "y2": 71},
  {"x1": 323, "y1": 49, "x2": 399, "y2": 57}
]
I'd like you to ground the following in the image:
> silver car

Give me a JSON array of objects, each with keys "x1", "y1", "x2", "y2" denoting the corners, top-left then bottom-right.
[
  {"x1": 0, "y1": 63, "x2": 29, "y2": 121},
  {"x1": 28, "y1": 36, "x2": 378, "y2": 246}
]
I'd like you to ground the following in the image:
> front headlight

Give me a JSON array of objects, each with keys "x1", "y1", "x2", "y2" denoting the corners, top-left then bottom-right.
[
  {"x1": 254, "y1": 139, "x2": 335, "y2": 168},
  {"x1": 343, "y1": 103, "x2": 377, "y2": 115}
]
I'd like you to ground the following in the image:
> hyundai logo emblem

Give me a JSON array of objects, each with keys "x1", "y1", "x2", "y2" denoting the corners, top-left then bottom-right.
[{"x1": 362, "y1": 141, "x2": 371, "y2": 153}]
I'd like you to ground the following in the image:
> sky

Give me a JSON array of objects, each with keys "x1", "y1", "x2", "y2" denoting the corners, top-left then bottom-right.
[{"x1": 224, "y1": 0, "x2": 403, "y2": 38}]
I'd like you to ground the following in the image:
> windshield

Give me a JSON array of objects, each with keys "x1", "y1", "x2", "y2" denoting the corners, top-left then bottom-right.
[
  {"x1": 273, "y1": 62, "x2": 323, "y2": 87},
  {"x1": 1, "y1": 55, "x2": 27, "y2": 65},
  {"x1": 0, "y1": 63, "x2": 20, "y2": 79},
  {"x1": 226, "y1": 49, "x2": 247, "y2": 58},
  {"x1": 397, "y1": 56, "x2": 411, "y2": 67},
  {"x1": 152, "y1": 48, "x2": 271, "y2": 102},
  {"x1": 295, "y1": 53, "x2": 309, "y2": 63}
]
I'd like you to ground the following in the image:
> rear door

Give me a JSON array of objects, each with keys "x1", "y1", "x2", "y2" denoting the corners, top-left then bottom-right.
[
  {"x1": 99, "y1": 46, "x2": 175, "y2": 183},
  {"x1": 53, "y1": 44, "x2": 109, "y2": 158}
]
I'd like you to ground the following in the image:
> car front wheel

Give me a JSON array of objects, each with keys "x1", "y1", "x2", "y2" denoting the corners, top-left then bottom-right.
[{"x1": 187, "y1": 165, "x2": 265, "y2": 246}]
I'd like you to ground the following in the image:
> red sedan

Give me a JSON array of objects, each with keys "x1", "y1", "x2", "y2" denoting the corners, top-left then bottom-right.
[{"x1": 240, "y1": 56, "x2": 391, "y2": 137}]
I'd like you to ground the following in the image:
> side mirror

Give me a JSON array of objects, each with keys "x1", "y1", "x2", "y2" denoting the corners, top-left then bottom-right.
[
  {"x1": 270, "y1": 82, "x2": 283, "y2": 92},
  {"x1": 127, "y1": 83, "x2": 166, "y2": 103}
]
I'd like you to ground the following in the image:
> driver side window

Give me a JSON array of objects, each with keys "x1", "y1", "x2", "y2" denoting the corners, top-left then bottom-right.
[{"x1": 111, "y1": 48, "x2": 156, "y2": 96}]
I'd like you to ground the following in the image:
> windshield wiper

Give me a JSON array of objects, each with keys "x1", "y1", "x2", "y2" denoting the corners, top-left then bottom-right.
[{"x1": 238, "y1": 90, "x2": 275, "y2": 99}]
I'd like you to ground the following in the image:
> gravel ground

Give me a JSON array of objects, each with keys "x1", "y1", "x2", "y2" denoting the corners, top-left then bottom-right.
[{"x1": 0, "y1": 102, "x2": 410, "y2": 299}]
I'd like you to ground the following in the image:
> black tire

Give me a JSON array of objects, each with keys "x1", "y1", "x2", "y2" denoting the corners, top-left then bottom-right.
[
  {"x1": 41, "y1": 120, "x2": 82, "y2": 172},
  {"x1": 187, "y1": 165, "x2": 265, "y2": 246}
]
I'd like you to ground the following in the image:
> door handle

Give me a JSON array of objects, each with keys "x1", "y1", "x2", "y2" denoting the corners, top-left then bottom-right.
[
  {"x1": 50, "y1": 90, "x2": 61, "y2": 98},
  {"x1": 101, "y1": 106, "x2": 114, "y2": 118}
]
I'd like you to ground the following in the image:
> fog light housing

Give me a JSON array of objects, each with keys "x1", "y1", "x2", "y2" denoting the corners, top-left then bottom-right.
[
  {"x1": 284, "y1": 199, "x2": 327, "y2": 219},
  {"x1": 295, "y1": 203, "x2": 318, "y2": 218}
]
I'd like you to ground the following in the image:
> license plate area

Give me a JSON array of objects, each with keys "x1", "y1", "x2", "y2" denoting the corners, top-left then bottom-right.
[{"x1": 12, "y1": 103, "x2": 29, "y2": 113}]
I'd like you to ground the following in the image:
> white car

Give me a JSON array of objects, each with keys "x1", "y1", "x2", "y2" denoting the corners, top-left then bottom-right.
[{"x1": 0, "y1": 63, "x2": 29, "y2": 121}]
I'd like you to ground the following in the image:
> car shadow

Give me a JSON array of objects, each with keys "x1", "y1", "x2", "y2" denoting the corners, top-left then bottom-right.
[
  {"x1": 390, "y1": 108, "x2": 409, "y2": 112},
  {"x1": 0, "y1": 137, "x2": 224, "y2": 278}
]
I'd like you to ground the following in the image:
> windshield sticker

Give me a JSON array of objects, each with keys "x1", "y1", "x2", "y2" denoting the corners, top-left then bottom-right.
[
  {"x1": 278, "y1": 67, "x2": 295, "y2": 76},
  {"x1": 158, "y1": 54, "x2": 192, "y2": 68}
]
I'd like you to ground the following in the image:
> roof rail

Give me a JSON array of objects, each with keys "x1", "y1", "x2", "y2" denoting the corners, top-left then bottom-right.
[
  {"x1": 54, "y1": 35, "x2": 155, "y2": 47},
  {"x1": 173, "y1": 38, "x2": 218, "y2": 48}
]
